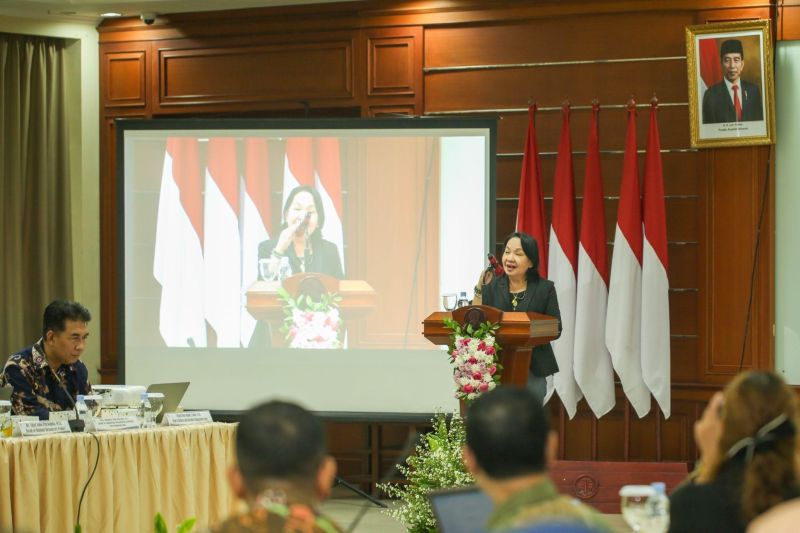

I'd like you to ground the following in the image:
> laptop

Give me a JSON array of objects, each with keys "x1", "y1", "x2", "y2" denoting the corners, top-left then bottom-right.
[
  {"x1": 146, "y1": 382, "x2": 190, "y2": 423},
  {"x1": 428, "y1": 484, "x2": 493, "y2": 533}
]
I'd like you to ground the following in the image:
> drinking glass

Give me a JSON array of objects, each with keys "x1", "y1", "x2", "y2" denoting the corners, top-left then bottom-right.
[
  {"x1": 620, "y1": 485, "x2": 655, "y2": 532},
  {"x1": 83, "y1": 395, "x2": 103, "y2": 418},
  {"x1": 147, "y1": 392, "x2": 165, "y2": 424},
  {"x1": 442, "y1": 293, "x2": 458, "y2": 311}
]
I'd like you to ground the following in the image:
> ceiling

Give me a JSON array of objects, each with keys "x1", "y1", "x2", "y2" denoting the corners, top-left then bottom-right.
[{"x1": 0, "y1": 0, "x2": 349, "y2": 24}]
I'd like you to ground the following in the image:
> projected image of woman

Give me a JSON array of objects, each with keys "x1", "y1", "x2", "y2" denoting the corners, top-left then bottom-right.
[
  {"x1": 478, "y1": 231, "x2": 561, "y2": 402},
  {"x1": 258, "y1": 185, "x2": 344, "y2": 279}
]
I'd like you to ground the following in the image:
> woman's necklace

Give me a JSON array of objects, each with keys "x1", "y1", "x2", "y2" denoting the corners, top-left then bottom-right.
[{"x1": 510, "y1": 287, "x2": 527, "y2": 310}]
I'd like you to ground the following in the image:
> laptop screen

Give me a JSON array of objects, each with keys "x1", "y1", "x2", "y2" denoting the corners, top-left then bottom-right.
[{"x1": 429, "y1": 485, "x2": 493, "y2": 533}]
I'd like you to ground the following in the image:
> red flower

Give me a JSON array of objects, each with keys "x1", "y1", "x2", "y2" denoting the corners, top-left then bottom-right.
[
  {"x1": 463, "y1": 384, "x2": 474, "y2": 393},
  {"x1": 472, "y1": 372, "x2": 482, "y2": 380},
  {"x1": 489, "y1": 365, "x2": 497, "y2": 376},
  {"x1": 479, "y1": 383, "x2": 489, "y2": 392},
  {"x1": 485, "y1": 346, "x2": 495, "y2": 355}
]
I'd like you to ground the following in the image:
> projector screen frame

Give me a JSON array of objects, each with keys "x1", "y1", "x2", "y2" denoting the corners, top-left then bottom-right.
[{"x1": 114, "y1": 116, "x2": 497, "y2": 415}]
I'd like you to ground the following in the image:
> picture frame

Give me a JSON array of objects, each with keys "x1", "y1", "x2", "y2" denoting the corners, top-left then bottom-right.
[{"x1": 685, "y1": 19, "x2": 775, "y2": 148}]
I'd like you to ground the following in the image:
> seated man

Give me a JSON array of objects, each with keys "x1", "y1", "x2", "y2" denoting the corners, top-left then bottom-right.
[
  {"x1": 213, "y1": 400, "x2": 342, "y2": 533},
  {"x1": 464, "y1": 387, "x2": 612, "y2": 532},
  {"x1": 0, "y1": 300, "x2": 92, "y2": 419}
]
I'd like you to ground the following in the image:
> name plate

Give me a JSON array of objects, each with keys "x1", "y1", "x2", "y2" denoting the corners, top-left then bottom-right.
[
  {"x1": 93, "y1": 417, "x2": 141, "y2": 432},
  {"x1": 49, "y1": 410, "x2": 76, "y2": 422},
  {"x1": 100, "y1": 408, "x2": 139, "y2": 418},
  {"x1": 11, "y1": 415, "x2": 40, "y2": 437},
  {"x1": 19, "y1": 420, "x2": 72, "y2": 437},
  {"x1": 163, "y1": 411, "x2": 213, "y2": 426}
]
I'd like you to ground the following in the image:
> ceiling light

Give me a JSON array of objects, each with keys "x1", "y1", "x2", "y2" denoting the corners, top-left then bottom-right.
[{"x1": 100, "y1": 12, "x2": 123, "y2": 18}]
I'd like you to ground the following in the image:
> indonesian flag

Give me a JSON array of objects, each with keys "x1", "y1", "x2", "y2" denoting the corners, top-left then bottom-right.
[
  {"x1": 641, "y1": 102, "x2": 671, "y2": 418},
  {"x1": 240, "y1": 138, "x2": 271, "y2": 347},
  {"x1": 573, "y1": 103, "x2": 615, "y2": 418},
  {"x1": 516, "y1": 104, "x2": 548, "y2": 278},
  {"x1": 314, "y1": 138, "x2": 345, "y2": 273},
  {"x1": 153, "y1": 138, "x2": 207, "y2": 347},
  {"x1": 698, "y1": 38, "x2": 722, "y2": 100},
  {"x1": 204, "y1": 138, "x2": 242, "y2": 347},
  {"x1": 545, "y1": 104, "x2": 582, "y2": 418},
  {"x1": 606, "y1": 104, "x2": 651, "y2": 418},
  {"x1": 283, "y1": 137, "x2": 315, "y2": 200}
]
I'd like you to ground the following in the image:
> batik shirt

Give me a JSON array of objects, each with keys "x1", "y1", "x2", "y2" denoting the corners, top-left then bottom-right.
[
  {"x1": 0, "y1": 339, "x2": 91, "y2": 420},
  {"x1": 486, "y1": 479, "x2": 613, "y2": 532},
  {"x1": 210, "y1": 500, "x2": 343, "y2": 533}
]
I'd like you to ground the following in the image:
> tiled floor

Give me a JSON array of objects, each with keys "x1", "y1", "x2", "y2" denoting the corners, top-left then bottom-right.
[{"x1": 320, "y1": 498, "x2": 631, "y2": 532}]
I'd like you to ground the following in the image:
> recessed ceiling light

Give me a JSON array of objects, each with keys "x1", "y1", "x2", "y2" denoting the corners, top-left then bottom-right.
[{"x1": 100, "y1": 12, "x2": 123, "y2": 18}]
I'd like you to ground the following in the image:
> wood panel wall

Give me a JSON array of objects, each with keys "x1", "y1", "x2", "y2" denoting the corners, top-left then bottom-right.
[{"x1": 97, "y1": 0, "x2": 780, "y2": 492}]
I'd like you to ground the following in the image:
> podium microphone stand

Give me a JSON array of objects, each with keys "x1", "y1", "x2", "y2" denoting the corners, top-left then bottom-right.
[{"x1": 334, "y1": 476, "x2": 387, "y2": 508}]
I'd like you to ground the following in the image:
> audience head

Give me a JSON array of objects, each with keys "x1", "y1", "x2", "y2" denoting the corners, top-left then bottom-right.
[
  {"x1": 41, "y1": 300, "x2": 91, "y2": 367},
  {"x1": 707, "y1": 371, "x2": 798, "y2": 522},
  {"x1": 230, "y1": 400, "x2": 336, "y2": 500},
  {"x1": 465, "y1": 386, "x2": 554, "y2": 480},
  {"x1": 502, "y1": 231, "x2": 541, "y2": 282}
]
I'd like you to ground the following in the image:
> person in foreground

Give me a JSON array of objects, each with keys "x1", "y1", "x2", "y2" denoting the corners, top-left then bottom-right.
[
  {"x1": 0, "y1": 300, "x2": 92, "y2": 419},
  {"x1": 668, "y1": 370, "x2": 800, "y2": 533},
  {"x1": 258, "y1": 185, "x2": 344, "y2": 280},
  {"x1": 463, "y1": 387, "x2": 611, "y2": 532},
  {"x1": 210, "y1": 400, "x2": 342, "y2": 533},
  {"x1": 477, "y1": 232, "x2": 561, "y2": 401}
]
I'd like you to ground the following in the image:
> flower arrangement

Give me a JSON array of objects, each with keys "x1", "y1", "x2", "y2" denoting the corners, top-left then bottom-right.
[
  {"x1": 277, "y1": 287, "x2": 343, "y2": 349},
  {"x1": 379, "y1": 412, "x2": 474, "y2": 533},
  {"x1": 442, "y1": 318, "x2": 502, "y2": 402}
]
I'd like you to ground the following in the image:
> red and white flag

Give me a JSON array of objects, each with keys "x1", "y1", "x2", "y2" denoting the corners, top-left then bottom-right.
[
  {"x1": 283, "y1": 137, "x2": 315, "y2": 201},
  {"x1": 314, "y1": 138, "x2": 345, "y2": 272},
  {"x1": 607, "y1": 104, "x2": 651, "y2": 418},
  {"x1": 641, "y1": 102, "x2": 671, "y2": 418},
  {"x1": 204, "y1": 138, "x2": 242, "y2": 347},
  {"x1": 240, "y1": 138, "x2": 271, "y2": 347},
  {"x1": 573, "y1": 103, "x2": 615, "y2": 418},
  {"x1": 698, "y1": 38, "x2": 722, "y2": 97},
  {"x1": 153, "y1": 138, "x2": 207, "y2": 347},
  {"x1": 546, "y1": 104, "x2": 582, "y2": 418},
  {"x1": 516, "y1": 105, "x2": 548, "y2": 277}
]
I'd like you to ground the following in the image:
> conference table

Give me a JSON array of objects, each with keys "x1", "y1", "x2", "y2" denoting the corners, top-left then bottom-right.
[{"x1": 0, "y1": 423, "x2": 240, "y2": 532}]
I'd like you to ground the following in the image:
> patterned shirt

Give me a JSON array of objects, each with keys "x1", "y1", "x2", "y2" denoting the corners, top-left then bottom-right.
[
  {"x1": 210, "y1": 501, "x2": 342, "y2": 533},
  {"x1": 0, "y1": 339, "x2": 91, "y2": 420},
  {"x1": 486, "y1": 479, "x2": 613, "y2": 532}
]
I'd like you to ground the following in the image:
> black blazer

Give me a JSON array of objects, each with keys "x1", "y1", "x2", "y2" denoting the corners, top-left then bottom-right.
[
  {"x1": 481, "y1": 275, "x2": 562, "y2": 377},
  {"x1": 258, "y1": 236, "x2": 344, "y2": 279},
  {"x1": 702, "y1": 79, "x2": 763, "y2": 124}
]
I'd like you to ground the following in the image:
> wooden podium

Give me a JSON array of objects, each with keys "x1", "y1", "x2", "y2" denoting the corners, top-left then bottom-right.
[
  {"x1": 422, "y1": 305, "x2": 560, "y2": 387},
  {"x1": 246, "y1": 273, "x2": 376, "y2": 346}
]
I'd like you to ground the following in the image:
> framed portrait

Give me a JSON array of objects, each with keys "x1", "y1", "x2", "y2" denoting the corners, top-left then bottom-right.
[{"x1": 685, "y1": 20, "x2": 775, "y2": 148}]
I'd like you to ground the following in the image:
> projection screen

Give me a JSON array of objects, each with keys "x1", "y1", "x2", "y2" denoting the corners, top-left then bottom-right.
[{"x1": 117, "y1": 118, "x2": 496, "y2": 414}]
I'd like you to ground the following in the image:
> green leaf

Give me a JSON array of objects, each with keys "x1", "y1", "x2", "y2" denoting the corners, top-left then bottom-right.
[
  {"x1": 74, "y1": 526, "x2": 82, "y2": 533},
  {"x1": 176, "y1": 517, "x2": 197, "y2": 533},
  {"x1": 154, "y1": 513, "x2": 168, "y2": 533}
]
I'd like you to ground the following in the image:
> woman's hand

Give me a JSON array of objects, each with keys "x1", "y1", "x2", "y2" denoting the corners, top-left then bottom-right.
[{"x1": 274, "y1": 217, "x2": 307, "y2": 255}]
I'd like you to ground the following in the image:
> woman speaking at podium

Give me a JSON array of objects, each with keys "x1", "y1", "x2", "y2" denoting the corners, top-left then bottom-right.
[
  {"x1": 478, "y1": 231, "x2": 561, "y2": 402},
  {"x1": 258, "y1": 185, "x2": 344, "y2": 279}
]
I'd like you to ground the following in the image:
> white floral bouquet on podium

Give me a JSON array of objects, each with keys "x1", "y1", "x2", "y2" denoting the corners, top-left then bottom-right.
[
  {"x1": 277, "y1": 287, "x2": 342, "y2": 349},
  {"x1": 443, "y1": 318, "x2": 502, "y2": 402}
]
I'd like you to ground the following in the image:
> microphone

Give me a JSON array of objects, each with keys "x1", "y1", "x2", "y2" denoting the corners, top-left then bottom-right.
[
  {"x1": 50, "y1": 366, "x2": 85, "y2": 432},
  {"x1": 487, "y1": 253, "x2": 504, "y2": 277},
  {"x1": 346, "y1": 430, "x2": 420, "y2": 533}
]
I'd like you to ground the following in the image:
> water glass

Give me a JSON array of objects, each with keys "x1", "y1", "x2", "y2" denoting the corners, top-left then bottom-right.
[
  {"x1": 147, "y1": 392, "x2": 165, "y2": 423},
  {"x1": 620, "y1": 484, "x2": 655, "y2": 532},
  {"x1": 442, "y1": 293, "x2": 458, "y2": 311}
]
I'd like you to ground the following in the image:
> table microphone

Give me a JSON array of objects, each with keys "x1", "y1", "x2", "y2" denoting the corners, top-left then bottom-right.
[{"x1": 50, "y1": 367, "x2": 85, "y2": 432}]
